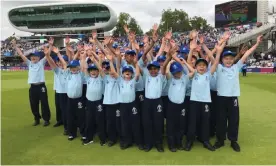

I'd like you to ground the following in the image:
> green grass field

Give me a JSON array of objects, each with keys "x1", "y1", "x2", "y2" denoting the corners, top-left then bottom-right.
[{"x1": 1, "y1": 71, "x2": 276, "y2": 165}]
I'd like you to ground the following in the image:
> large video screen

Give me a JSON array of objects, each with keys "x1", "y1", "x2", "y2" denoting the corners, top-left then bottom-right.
[{"x1": 215, "y1": 1, "x2": 257, "y2": 28}]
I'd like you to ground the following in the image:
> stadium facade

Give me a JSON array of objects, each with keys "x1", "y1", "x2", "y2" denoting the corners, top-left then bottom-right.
[{"x1": 7, "y1": 2, "x2": 117, "y2": 34}]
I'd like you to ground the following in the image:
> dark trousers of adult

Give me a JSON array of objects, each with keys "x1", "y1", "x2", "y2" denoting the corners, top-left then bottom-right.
[
  {"x1": 59, "y1": 93, "x2": 68, "y2": 131},
  {"x1": 120, "y1": 101, "x2": 142, "y2": 146},
  {"x1": 187, "y1": 101, "x2": 210, "y2": 142},
  {"x1": 273, "y1": 67, "x2": 276, "y2": 73},
  {"x1": 242, "y1": 69, "x2": 247, "y2": 76},
  {"x1": 135, "y1": 91, "x2": 144, "y2": 145},
  {"x1": 216, "y1": 96, "x2": 239, "y2": 142},
  {"x1": 166, "y1": 100, "x2": 187, "y2": 149},
  {"x1": 67, "y1": 97, "x2": 85, "y2": 137},
  {"x1": 105, "y1": 104, "x2": 121, "y2": 143},
  {"x1": 210, "y1": 90, "x2": 218, "y2": 137},
  {"x1": 85, "y1": 99, "x2": 106, "y2": 143},
  {"x1": 55, "y1": 91, "x2": 63, "y2": 124},
  {"x1": 29, "y1": 83, "x2": 51, "y2": 121},
  {"x1": 82, "y1": 84, "x2": 87, "y2": 108},
  {"x1": 183, "y1": 96, "x2": 190, "y2": 136},
  {"x1": 142, "y1": 98, "x2": 164, "y2": 148}
]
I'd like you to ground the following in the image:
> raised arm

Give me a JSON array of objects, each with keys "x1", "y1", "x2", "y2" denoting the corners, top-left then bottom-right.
[
  {"x1": 91, "y1": 52, "x2": 105, "y2": 77},
  {"x1": 210, "y1": 41, "x2": 226, "y2": 74},
  {"x1": 187, "y1": 39, "x2": 197, "y2": 65},
  {"x1": 234, "y1": 44, "x2": 248, "y2": 63},
  {"x1": 240, "y1": 35, "x2": 262, "y2": 64},
  {"x1": 43, "y1": 39, "x2": 57, "y2": 69},
  {"x1": 80, "y1": 50, "x2": 88, "y2": 74},
  {"x1": 11, "y1": 39, "x2": 28, "y2": 63},
  {"x1": 106, "y1": 53, "x2": 119, "y2": 78},
  {"x1": 53, "y1": 46, "x2": 67, "y2": 69}
]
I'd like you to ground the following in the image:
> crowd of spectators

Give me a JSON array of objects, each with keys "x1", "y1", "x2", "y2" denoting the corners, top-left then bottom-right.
[{"x1": 247, "y1": 50, "x2": 276, "y2": 67}]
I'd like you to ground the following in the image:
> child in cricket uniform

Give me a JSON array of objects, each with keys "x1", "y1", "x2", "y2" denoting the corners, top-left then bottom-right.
[
  {"x1": 114, "y1": 63, "x2": 143, "y2": 150},
  {"x1": 44, "y1": 45, "x2": 69, "y2": 135},
  {"x1": 66, "y1": 59, "x2": 86, "y2": 141},
  {"x1": 214, "y1": 35, "x2": 263, "y2": 152},
  {"x1": 103, "y1": 54, "x2": 121, "y2": 147},
  {"x1": 80, "y1": 54, "x2": 106, "y2": 146},
  {"x1": 166, "y1": 59, "x2": 194, "y2": 152},
  {"x1": 184, "y1": 39, "x2": 225, "y2": 151},
  {"x1": 142, "y1": 59, "x2": 169, "y2": 152},
  {"x1": 12, "y1": 40, "x2": 51, "y2": 126}
]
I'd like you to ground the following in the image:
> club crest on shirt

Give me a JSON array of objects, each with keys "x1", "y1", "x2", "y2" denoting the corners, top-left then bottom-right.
[
  {"x1": 116, "y1": 110, "x2": 120, "y2": 117},
  {"x1": 41, "y1": 87, "x2": 45, "y2": 92},
  {"x1": 97, "y1": 105, "x2": 103, "y2": 112},
  {"x1": 157, "y1": 105, "x2": 162, "y2": 112},
  {"x1": 205, "y1": 105, "x2": 209, "y2": 112},
  {"x1": 132, "y1": 107, "x2": 137, "y2": 115},
  {"x1": 172, "y1": 82, "x2": 176, "y2": 86},
  {"x1": 181, "y1": 109, "x2": 186, "y2": 116},
  {"x1": 78, "y1": 102, "x2": 83, "y2": 109}
]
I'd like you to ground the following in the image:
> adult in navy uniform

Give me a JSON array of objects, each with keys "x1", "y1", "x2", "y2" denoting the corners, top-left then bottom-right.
[{"x1": 12, "y1": 39, "x2": 51, "y2": 126}]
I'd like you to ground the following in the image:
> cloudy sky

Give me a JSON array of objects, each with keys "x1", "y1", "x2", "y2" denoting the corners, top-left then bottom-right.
[{"x1": 1, "y1": 0, "x2": 275, "y2": 40}]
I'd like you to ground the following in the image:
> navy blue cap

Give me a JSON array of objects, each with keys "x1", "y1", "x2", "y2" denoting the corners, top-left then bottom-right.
[
  {"x1": 56, "y1": 55, "x2": 69, "y2": 62},
  {"x1": 67, "y1": 60, "x2": 80, "y2": 68},
  {"x1": 88, "y1": 64, "x2": 98, "y2": 70},
  {"x1": 177, "y1": 54, "x2": 185, "y2": 59},
  {"x1": 147, "y1": 61, "x2": 160, "y2": 69},
  {"x1": 30, "y1": 51, "x2": 41, "y2": 57},
  {"x1": 179, "y1": 46, "x2": 189, "y2": 54},
  {"x1": 154, "y1": 46, "x2": 160, "y2": 52},
  {"x1": 157, "y1": 55, "x2": 166, "y2": 62},
  {"x1": 125, "y1": 49, "x2": 136, "y2": 55},
  {"x1": 139, "y1": 42, "x2": 144, "y2": 47},
  {"x1": 222, "y1": 50, "x2": 236, "y2": 57},
  {"x1": 170, "y1": 62, "x2": 183, "y2": 74},
  {"x1": 195, "y1": 58, "x2": 208, "y2": 66},
  {"x1": 112, "y1": 43, "x2": 118, "y2": 49},
  {"x1": 122, "y1": 65, "x2": 134, "y2": 73},
  {"x1": 102, "y1": 60, "x2": 109, "y2": 66}
]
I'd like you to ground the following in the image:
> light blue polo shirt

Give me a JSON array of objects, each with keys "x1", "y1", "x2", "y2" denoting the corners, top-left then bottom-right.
[
  {"x1": 66, "y1": 71, "x2": 84, "y2": 99},
  {"x1": 121, "y1": 59, "x2": 144, "y2": 92},
  {"x1": 103, "y1": 75, "x2": 120, "y2": 105},
  {"x1": 162, "y1": 72, "x2": 170, "y2": 96},
  {"x1": 54, "y1": 72, "x2": 58, "y2": 91},
  {"x1": 26, "y1": 57, "x2": 46, "y2": 84},
  {"x1": 190, "y1": 71, "x2": 212, "y2": 103},
  {"x1": 168, "y1": 74, "x2": 189, "y2": 104},
  {"x1": 86, "y1": 75, "x2": 104, "y2": 102},
  {"x1": 53, "y1": 68, "x2": 68, "y2": 94},
  {"x1": 119, "y1": 77, "x2": 136, "y2": 103},
  {"x1": 216, "y1": 60, "x2": 243, "y2": 97},
  {"x1": 208, "y1": 63, "x2": 217, "y2": 91},
  {"x1": 145, "y1": 73, "x2": 167, "y2": 99}
]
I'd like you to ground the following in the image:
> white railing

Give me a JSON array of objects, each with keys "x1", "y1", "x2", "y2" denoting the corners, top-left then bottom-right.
[{"x1": 228, "y1": 23, "x2": 276, "y2": 46}]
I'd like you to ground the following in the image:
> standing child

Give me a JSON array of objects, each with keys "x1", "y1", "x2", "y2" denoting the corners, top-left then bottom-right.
[
  {"x1": 66, "y1": 51, "x2": 86, "y2": 141},
  {"x1": 166, "y1": 56, "x2": 194, "y2": 152},
  {"x1": 80, "y1": 52, "x2": 106, "y2": 146},
  {"x1": 44, "y1": 44, "x2": 69, "y2": 135},
  {"x1": 184, "y1": 38, "x2": 226, "y2": 152},
  {"x1": 102, "y1": 53, "x2": 121, "y2": 147},
  {"x1": 113, "y1": 59, "x2": 143, "y2": 150},
  {"x1": 214, "y1": 35, "x2": 263, "y2": 152},
  {"x1": 11, "y1": 39, "x2": 51, "y2": 126}
]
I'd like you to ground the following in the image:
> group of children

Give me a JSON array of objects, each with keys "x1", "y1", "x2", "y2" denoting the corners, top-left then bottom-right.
[{"x1": 11, "y1": 24, "x2": 263, "y2": 153}]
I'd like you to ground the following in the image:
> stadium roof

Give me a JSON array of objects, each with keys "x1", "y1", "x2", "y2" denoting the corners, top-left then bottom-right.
[{"x1": 7, "y1": 2, "x2": 117, "y2": 34}]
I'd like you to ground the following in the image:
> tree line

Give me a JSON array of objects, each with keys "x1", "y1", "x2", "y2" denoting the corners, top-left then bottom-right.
[{"x1": 112, "y1": 9, "x2": 212, "y2": 37}]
